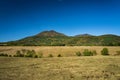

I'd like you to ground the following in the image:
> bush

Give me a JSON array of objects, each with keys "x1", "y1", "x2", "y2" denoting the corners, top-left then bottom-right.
[
  {"x1": 25, "y1": 50, "x2": 36, "y2": 57},
  {"x1": 101, "y1": 48, "x2": 109, "y2": 55},
  {"x1": 9, "y1": 55, "x2": 12, "y2": 57},
  {"x1": 0, "y1": 53, "x2": 8, "y2": 57},
  {"x1": 83, "y1": 49, "x2": 93, "y2": 56},
  {"x1": 48, "y1": 54, "x2": 53, "y2": 57},
  {"x1": 33, "y1": 54, "x2": 38, "y2": 58},
  {"x1": 57, "y1": 54, "x2": 62, "y2": 57},
  {"x1": 76, "y1": 51, "x2": 81, "y2": 56},
  {"x1": 0, "y1": 53, "x2": 5, "y2": 56}
]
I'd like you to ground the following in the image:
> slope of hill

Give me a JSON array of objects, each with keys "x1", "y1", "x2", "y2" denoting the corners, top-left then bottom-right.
[
  {"x1": 35, "y1": 30, "x2": 66, "y2": 37},
  {"x1": 0, "y1": 30, "x2": 120, "y2": 46}
]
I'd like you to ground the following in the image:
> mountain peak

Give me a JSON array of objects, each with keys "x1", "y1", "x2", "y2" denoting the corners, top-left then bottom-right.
[{"x1": 36, "y1": 30, "x2": 66, "y2": 37}]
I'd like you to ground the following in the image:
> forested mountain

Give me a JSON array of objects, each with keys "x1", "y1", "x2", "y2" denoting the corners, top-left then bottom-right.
[{"x1": 0, "y1": 30, "x2": 120, "y2": 46}]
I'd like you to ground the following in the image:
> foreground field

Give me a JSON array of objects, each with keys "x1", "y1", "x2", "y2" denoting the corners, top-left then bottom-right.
[
  {"x1": 0, "y1": 46, "x2": 120, "y2": 57},
  {"x1": 0, "y1": 56, "x2": 120, "y2": 80}
]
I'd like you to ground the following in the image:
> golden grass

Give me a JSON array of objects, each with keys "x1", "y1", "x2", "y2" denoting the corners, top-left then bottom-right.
[
  {"x1": 0, "y1": 56, "x2": 120, "y2": 80},
  {"x1": 0, "y1": 46, "x2": 120, "y2": 80},
  {"x1": 0, "y1": 46, "x2": 120, "y2": 57}
]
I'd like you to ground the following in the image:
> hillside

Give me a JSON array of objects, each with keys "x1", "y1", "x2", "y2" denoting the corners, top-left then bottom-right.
[{"x1": 0, "y1": 30, "x2": 120, "y2": 46}]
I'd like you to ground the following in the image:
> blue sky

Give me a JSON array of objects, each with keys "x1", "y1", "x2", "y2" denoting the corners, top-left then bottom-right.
[{"x1": 0, "y1": 0, "x2": 120, "y2": 42}]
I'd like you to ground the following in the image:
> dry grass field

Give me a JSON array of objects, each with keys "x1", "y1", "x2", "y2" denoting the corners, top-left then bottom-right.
[
  {"x1": 0, "y1": 46, "x2": 120, "y2": 57},
  {"x1": 0, "y1": 46, "x2": 120, "y2": 80},
  {"x1": 0, "y1": 56, "x2": 120, "y2": 80}
]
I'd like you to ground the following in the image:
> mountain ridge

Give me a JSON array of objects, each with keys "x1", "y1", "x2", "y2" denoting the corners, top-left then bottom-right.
[{"x1": 0, "y1": 30, "x2": 120, "y2": 46}]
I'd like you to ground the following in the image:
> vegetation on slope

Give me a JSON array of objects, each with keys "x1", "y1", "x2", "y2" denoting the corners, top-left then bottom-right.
[{"x1": 0, "y1": 30, "x2": 120, "y2": 46}]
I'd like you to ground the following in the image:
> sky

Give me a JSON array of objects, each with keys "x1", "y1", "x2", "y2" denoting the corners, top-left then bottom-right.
[{"x1": 0, "y1": 0, "x2": 120, "y2": 42}]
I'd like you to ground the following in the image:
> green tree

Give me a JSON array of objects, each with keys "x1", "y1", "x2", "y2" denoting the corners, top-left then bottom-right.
[{"x1": 101, "y1": 48, "x2": 109, "y2": 55}]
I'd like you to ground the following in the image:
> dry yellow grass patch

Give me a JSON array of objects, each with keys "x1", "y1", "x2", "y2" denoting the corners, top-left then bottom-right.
[{"x1": 0, "y1": 56, "x2": 120, "y2": 80}]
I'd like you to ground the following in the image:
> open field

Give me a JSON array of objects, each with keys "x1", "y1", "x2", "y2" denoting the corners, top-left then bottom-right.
[
  {"x1": 0, "y1": 56, "x2": 120, "y2": 80},
  {"x1": 0, "y1": 46, "x2": 120, "y2": 80},
  {"x1": 0, "y1": 46, "x2": 120, "y2": 57}
]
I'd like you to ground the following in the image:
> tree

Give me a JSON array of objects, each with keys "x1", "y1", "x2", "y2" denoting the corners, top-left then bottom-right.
[{"x1": 101, "y1": 48, "x2": 109, "y2": 55}]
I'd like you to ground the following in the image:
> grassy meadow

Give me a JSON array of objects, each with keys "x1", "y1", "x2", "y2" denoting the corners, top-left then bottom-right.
[{"x1": 0, "y1": 46, "x2": 120, "y2": 80}]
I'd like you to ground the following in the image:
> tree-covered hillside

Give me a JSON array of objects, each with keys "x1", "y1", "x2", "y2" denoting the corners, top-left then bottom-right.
[{"x1": 0, "y1": 30, "x2": 120, "y2": 46}]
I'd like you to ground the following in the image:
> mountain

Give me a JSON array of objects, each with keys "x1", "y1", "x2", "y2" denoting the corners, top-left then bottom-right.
[
  {"x1": 0, "y1": 30, "x2": 120, "y2": 46},
  {"x1": 35, "y1": 30, "x2": 66, "y2": 37}
]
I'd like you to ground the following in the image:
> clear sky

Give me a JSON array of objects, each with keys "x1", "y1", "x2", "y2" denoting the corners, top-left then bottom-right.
[{"x1": 0, "y1": 0, "x2": 120, "y2": 42}]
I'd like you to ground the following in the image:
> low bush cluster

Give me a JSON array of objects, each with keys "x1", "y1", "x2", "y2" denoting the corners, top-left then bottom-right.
[
  {"x1": 0, "y1": 53, "x2": 8, "y2": 57},
  {"x1": 76, "y1": 48, "x2": 110, "y2": 56},
  {"x1": 76, "y1": 49, "x2": 97, "y2": 56},
  {"x1": 83, "y1": 49, "x2": 93, "y2": 56},
  {"x1": 13, "y1": 49, "x2": 39, "y2": 58}
]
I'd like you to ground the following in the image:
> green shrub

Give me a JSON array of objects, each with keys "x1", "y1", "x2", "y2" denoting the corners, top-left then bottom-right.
[
  {"x1": 48, "y1": 54, "x2": 53, "y2": 57},
  {"x1": 83, "y1": 49, "x2": 93, "y2": 56},
  {"x1": 57, "y1": 54, "x2": 62, "y2": 57},
  {"x1": 0, "y1": 53, "x2": 8, "y2": 57},
  {"x1": 25, "y1": 50, "x2": 36, "y2": 57},
  {"x1": 0, "y1": 53, "x2": 4, "y2": 56},
  {"x1": 101, "y1": 48, "x2": 109, "y2": 55},
  {"x1": 76, "y1": 51, "x2": 81, "y2": 56}
]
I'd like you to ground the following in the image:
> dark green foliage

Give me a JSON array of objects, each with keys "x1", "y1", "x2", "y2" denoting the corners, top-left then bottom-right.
[
  {"x1": 0, "y1": 53, "x2": 8, "y2": 57},
  {"x1": 57, "y1": 54, "x2": 62, "y2": 57},
  {"x1": 0, "y1": 53, "x2": 5, "y2": 56},
  {"x1": 48, "y1": 54, "x2": 53, "y2": 57},
  {"x1": 83, "y1": 49, "x2": 93, "y2": 56},
  {"x1": 76, "y1": 51, "x2": 81, "y2": 56},
  {"x1": 9, "y1": 55, "x2": 12, "y2": 57},
  {"x1": 101, "y1": 48, "x2": 109, "y2": 55}
]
